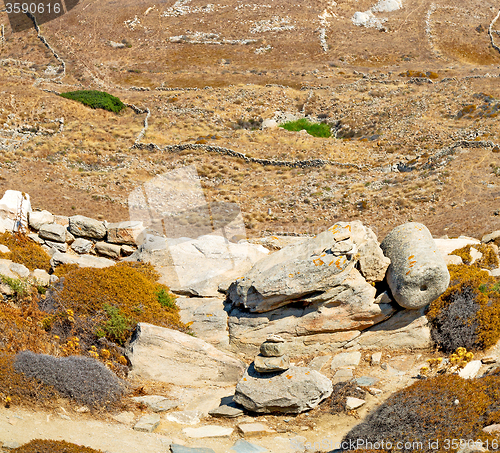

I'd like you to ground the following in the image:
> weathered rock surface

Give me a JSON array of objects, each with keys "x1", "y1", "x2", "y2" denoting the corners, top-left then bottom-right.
[
  {"x1": 133, "y1": 414, "x2": 160, "y2": 433},
  {"x1": 107, "y1": 221, "x2": 144, "y2": 245},
  {"x1": 260, "y1": 337, "x2": 287, "y2": 357},
  {"x1": 28, "y1": 210, "x2": 54, "y2": 231},
  {"x1": 234, "y1": 364, "x2": 332, "y2": 414},
  {"x1": 176, "y1": 296, "x2": 229, "y2": 348},
  {"x1": 0, "y1": 190, "x2": 31, "y2": 230},
  {"x1": 254, "y1": 354, "x2": 290, "y2": 373},
  {"x1": 69, "y1": 215, "x2": 107, "y2": 239},
  {"x1": 50, "y1": 252, "x2": 115, "y2": 270},
  {"x1": 330, "y1": 351, "x2": 361, "y2": 369},
  {"x1": 45, "y1": 240, "x2": 68, "y2": 253},
  {"x1": 130, "y1": 234, "x2": 269, "y2": 297},
  {"x1": 434, "y1": 236, "x2": 481, "y2": 257},
  {"x1": 381, "y1": 222, "x2": 450, "y2": 309},
  {"x1": 39, "y1": 223, "x2": 67, "y2": 243},
  {"x1": 228, "y1": 267, "x2": 395, "y2": 354},
  {"x1": 126, "y1": 323, "x2": 245, "y2": 387},
  {"x1": 346, "y1": 307, "x2": 432, "y2": 349},
  {"x1": 228, "y1": 222, "x2": 388, "y2": 313},
  {"x1": 131, "y1": 395, "x2": 178, "y2": 412},
  {"x1": 71, "y1": 238, "x2": 93, "y2": 254},
  {"x1": 95, "y1": 241, "x2": 121, "y2": 259}
]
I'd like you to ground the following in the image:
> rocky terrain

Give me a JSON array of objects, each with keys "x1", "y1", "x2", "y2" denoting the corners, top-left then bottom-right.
[{"x1": 1, "y1": 0, "x2": 500, "y2": 451}]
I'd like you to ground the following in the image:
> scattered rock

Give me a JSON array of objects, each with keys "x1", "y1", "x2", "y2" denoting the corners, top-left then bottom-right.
[
  {"x1": 482, "y1": 230, "x2": 500, "y2": 244},
  {"x1": 45, "y1": 240, "x2": 68, "y2": 253},
  {"x1": 330, "y1": 351, "x2": 361, "y2": 369},
  {"x1": 332, "y1": 368, "x2": 354, "y2": 384},
  {"x1": 133, "y1": 414, "x2": 161, "y2": 432},
  {"x1": 182, "y1": 425, "x2": 234, "y2": 438},
  {"x1": 0, "y1": 190, "x2": 31, "y2": 230},
  {"x1": 254, "y1": 354, "x2": 290, "y2": 373},
  {"x1": 107, "y1": 221, "x2": 144, "y2": 245},
  {"x1": 95, "y1": 241, "x2": 121, "y2": 259},
  {"x1": 231, "y1": 439, "x2": 268, "y2": 453},
  {"x1": 38, "y1": 223, "x2": 67, "y2": 243},
  {"x1": 354, "y1": 376, "x2": 378, "y2": 387},
  {"x1": 234, "y1": 364, "x2": 333, "y2": 414},
  {"x1": 260, "y1": 337, "x2": 287, "y2": 357},
  {"x1": 28, "y1": 210, "x2": 54, "y2": 230},
  {"x1": 208, "y1": 400, "x2": 244, "y2": 418},
  {"x1": 126, "y1": 323, "x2": 245, "y2": 387},
  {"x1": 31, "y1": 269, "x2": 51, "y2": 286},
  {"x1": 69, "y1": 215, "x2": 107, "y2": 239},
  {"x1": 112, "y1": 411, "x2": 135, "y2": 425},
  {"x1": 166, "y1": 410, "x2": 203, "y2": 425},
  {"x1": 345, "y1": 397, "x2": 366, "y2": 410},
  {"x1": 131, "y1": 395, "x2": 178, "y2": 412},
  {"x1": 371, "y1": 352, "x2": 382, "y2": 366},
  {"x1": 71, "y1": 238, "x2": 93, "y2": 254},
  {"x1": 170, "y1": 445, "x2": 216, "y2": 453},
  {"x1": 308, "y1": 355, "x2": 331, "y2": 372},
  {"x1": 237, "y1": 422, "x2": 276, "y2": 436},
  {"x1": 9, "y1": 262, "x2": 30, "y2": 278},
  {"x1": 381, "y1": 222, "x2": 450, "y2": 309}
]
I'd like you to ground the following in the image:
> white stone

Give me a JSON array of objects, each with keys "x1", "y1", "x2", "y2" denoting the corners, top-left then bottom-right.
[
  {"x1": 458, "y1": 360, "x2": 482, "y2": 379},
  {"x1": 434, "y1": 237, "x2": 481, "y2": 257},
  {"x1": 262, "y1": 119, "x2": 278, "y2": 129},
  {"x1": 0, "y1": 190, "x2": 31, "y2": 231},
  {"x1": 29, "y1": 210, "x2": 54, "y2": 230},
  {"x1": 31, "y1": 269, "x2": 51, "y2": 286},
  {"x1": 371, "y1": 352, "x2": 382, "y2": 366},
  {"x1": 345, "y1": 397, "x2": 366, "y2": 410},
  {"x1": 330, "y1": 351, "x2": 361, "y2": 369},
  {"x1": 182, "y1": 425, "x2": 234, "y2": 438},
  {"x1": 9, "y1": 262, "x2": 29, "y2": 278},
  {"x1": 0, "y1": 245, "x2": 10, "y2": 254},
  {"x1": 372, "y1": 0, "x2": 402, "y2": 13}
]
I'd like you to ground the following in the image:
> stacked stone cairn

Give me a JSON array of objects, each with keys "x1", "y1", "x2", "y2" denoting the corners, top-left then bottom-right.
[{"x1": 254, "y1": 335, "x2": 289, "y2": 373}]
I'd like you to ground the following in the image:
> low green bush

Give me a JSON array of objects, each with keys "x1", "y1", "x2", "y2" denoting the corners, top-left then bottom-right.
[
  {"x1": 279, "y1": 118, "x2": 331, "y2": 138},
  {"x1": 59, "y1": 90, "x2": 126, "y2": 113}
]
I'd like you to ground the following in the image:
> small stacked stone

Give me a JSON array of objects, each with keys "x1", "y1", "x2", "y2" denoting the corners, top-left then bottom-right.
[{"x1": 253, "y1": 335, "x2": 290, "y2": 373}]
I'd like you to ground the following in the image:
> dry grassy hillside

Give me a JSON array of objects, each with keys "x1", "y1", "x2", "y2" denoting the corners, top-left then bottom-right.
[{"x1": 0, "y1": 0, "x2": 500, "y2": 239}]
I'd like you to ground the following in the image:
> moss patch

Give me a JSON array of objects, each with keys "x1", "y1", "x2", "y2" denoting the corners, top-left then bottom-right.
[{"x1": 427, "y1": 264, "x2": 500, "y2": 352}]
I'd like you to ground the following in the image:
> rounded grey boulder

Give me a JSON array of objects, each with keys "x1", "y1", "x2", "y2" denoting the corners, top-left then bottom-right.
[{"x1": 380, "y1": 222, "x2": 450, "y2": 309}]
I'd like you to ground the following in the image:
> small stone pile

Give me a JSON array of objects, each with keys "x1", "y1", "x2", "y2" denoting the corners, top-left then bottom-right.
[{"x1": 253, "y1": 335, "x2": 289, "y2": 373}]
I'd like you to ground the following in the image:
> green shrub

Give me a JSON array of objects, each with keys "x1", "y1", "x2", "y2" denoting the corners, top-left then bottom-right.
[
  {"x1": 427, "y1": 265, "x2": 500, "y2": 352},
  {"x1": 342, "y1": 374, "x2": 500, "y2": 452},
  {"x1": 156, "y1": 288, "x2": 177, "y2": 309},
  {"x1": 0, "y1": 275, "x2": 28, "y2": 298},
  {"x1": 97, "y1": 304, "x2": 134, "y2": 345},
  {"x1": 13, "y1": 439, "x2": 104, "y2": 453},
  {"x1": 279, "y1": 118, "x2": 331, "y2": 138},
  {"x1": 59, "y1": 90, "x2": 126, "y2": 113}
]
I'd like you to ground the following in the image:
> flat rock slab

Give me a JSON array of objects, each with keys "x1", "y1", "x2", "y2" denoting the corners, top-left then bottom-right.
[
  {"x1": 348, "y1": 307, "x2": 432, "y2": 350},
  {"x1": 166, "y1": 410, "x2": 203, "y2": 425},
  {"x1": 50, "y1": 252, "x2": 115, "y2": 270},
  {"x1": 231, "y1": 439, "x2": 268, "y2": 453},
  {"x1": 209, "y1": 403, "x2": 244, "y2": 419},
  {"x1": 254, "y1": 355, "x2": 290, "y2": 373},
  {"x1": 131, "y1": 395, "x2": 178, "y2": 412},
  {"x1": 459, "y1": 360, "x2": 482, "y2": 379},
  {"x1": 332, "y1": 368, "x2": 354, "y2": 384},
  {"x1": 330, "y1": 351, "x2": 361, "y2": 369},
  {"x1": 126, "y1": 323, "x2": 245, "y2": 387},
  {"x1": 309, "y1": 355, "x2": 331, "y2": 372},
  {"x1": 234, "y1": 365, "x2": 333, "y2": 414},
  {"x1": 345, "y1": 397, "x2": 365, "y2": 410},
  {"x1": 133, "y1": 414, "x2": 160, "y2": 432},
  {"x1": 182, "y1": 425, "x2": 234, "y2": 438},
  {"x1": 112, "y1": 411, "x2": 136, "y2": 425},
  {"x1": 237, "y1": 422, "x2": 275, "y2": 436},
  {"x1": 170, "y1": 445, "x2": 216, "y2": 453},
  {"x1": 434, "y1": 236, "x2": 481, "y2": 256}
]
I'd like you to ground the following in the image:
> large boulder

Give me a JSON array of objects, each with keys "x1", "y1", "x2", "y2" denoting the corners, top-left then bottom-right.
[
  {"x1": 28, "y1": 210, "x2": 54, "y2": 231},
  {"x1": 38, "y1": 223, "x2": 67, "y2": 243},
  {"x1": 68, "y1": 215, "x2": 107, "y2": 240},
  {"x1": 380, "y1": 223, "x2": 450, "y2": 309},
  {"x1": 234, "y1": 364, "x2": 333, "y2": 414},
  {"x1": 126, "y1": 323, "x2": 245, "y2": 387},
  {"x1": 0, "y1": 190, "x2": 31, "y2": 231},
  {"x1": 228, "y1": 267, "x2": 396, "y2": 355},
  {"x1": 130, "y1": 234, "x2": 269, "y2": 297},
  {"x1": 228, "y1": 221, "x2": 389, "y2": 313}
]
